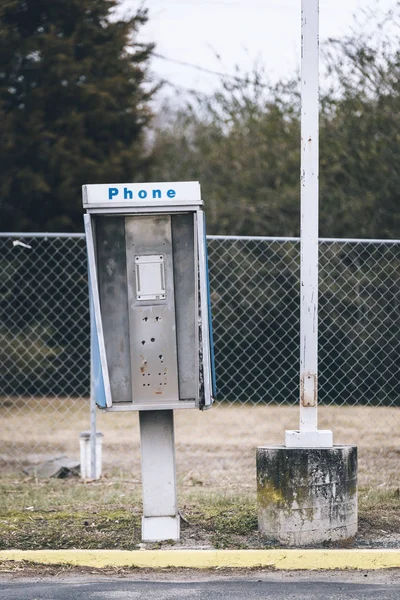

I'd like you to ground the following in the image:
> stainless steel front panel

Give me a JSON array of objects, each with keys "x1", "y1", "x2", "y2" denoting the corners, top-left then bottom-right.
[
  {"x1": 171, "y1": 214, "x2": 198, "y2": 402},
  {"x1": 125, "y1": 216, "x2": 179, "y2": 404},
  {"x1": 96, "y1": 217, "x2": 132, "y2": 404}
]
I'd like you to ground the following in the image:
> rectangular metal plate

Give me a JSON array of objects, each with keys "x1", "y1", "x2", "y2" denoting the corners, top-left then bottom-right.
[
  {"x1": 102, "y1": 401, "x2": 196, "y2": 412},
  {"x1": 125, "y1": 216, "x2": 179, "y2": 404},
  {"x1": 197, "y1": 210, "x2": 213, "y2": 408},
  {"x1": 135, "y1": 255, "x2": 166, "y2": 301},
  {"x1": 301, "y1": 373, "x2": 317, "y2": 407}
]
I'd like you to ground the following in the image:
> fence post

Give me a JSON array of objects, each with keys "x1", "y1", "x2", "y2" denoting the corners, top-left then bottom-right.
[{"x1": 89, "y1": 328, "x2": 97, "y2": 479}]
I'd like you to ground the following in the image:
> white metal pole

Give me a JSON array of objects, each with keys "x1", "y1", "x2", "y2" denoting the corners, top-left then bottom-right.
[{"x1": 299, "y1": 0, "x2": 319, "y2": 432}]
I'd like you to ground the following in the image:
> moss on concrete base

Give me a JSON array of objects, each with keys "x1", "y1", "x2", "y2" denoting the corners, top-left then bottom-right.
[{"x1": 257, "y1": 445, "x2": 358, "y2": 546}]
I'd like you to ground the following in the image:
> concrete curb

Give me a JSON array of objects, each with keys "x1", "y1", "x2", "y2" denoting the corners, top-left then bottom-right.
[{"x1": 1, "y1": 549, "x2": 400, "y2": 570}]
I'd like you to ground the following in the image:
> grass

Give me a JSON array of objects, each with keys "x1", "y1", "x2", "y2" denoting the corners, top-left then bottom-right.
[
  {"x1": 0, "y1": 478, "x2": 143, "y2": 550},
  {"x1": 358, "y1": 488, "x2": 400, "y2": 538},
  {"x1": 180, "y1": 492, "x2": 258, "y2": 549},
  {"x1": 0, "y1": 478, "x2": 399, "y2": 550},
  {"x1": 1, "y1": 402, "x2": 400, "y2": 550}
]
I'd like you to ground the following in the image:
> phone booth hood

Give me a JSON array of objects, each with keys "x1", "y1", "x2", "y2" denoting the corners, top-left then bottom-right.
[{"x1": 83, "y1": 181, "x2": 215, "y2": 412}]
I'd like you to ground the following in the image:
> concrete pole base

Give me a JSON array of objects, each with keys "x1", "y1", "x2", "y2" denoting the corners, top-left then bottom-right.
[{"x1": 256, "y1": 445, "x2": 357, "y2": 546}]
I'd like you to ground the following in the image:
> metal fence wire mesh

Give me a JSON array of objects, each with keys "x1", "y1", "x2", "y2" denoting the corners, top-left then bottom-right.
[{"x1": 1, "y1": 234, "x2": 400, "y2": 480}]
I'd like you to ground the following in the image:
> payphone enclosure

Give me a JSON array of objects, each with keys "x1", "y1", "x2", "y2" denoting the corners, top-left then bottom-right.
[{"x1": 83, "y1": 181, "x2": 215, "y2": 412}]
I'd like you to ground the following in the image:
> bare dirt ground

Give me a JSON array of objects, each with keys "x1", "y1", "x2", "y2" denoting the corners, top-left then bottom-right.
[
  {"x1": 1, "y1": 562, "x2": 400, "y2": 584},
  {"x1": 1, "y1": 400, "x2": 399, "y2": 490}
]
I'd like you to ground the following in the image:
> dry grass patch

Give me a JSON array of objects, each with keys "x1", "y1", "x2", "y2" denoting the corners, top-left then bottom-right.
[
  {"x1": 0, "y1": 478, "x2": 399, "y2": 550},
  {"x1": 1, "y1": 401, "x2": 400, "y2": 489}
]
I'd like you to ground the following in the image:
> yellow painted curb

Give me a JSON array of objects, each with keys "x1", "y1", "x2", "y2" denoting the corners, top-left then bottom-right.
[{"x1": 1, "y1": 549, "x2": 400, "y2": 570}]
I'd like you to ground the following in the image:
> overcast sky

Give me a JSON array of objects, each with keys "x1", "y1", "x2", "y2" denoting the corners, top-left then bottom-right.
[{"x1": 119, "y1": 0, "x2": 396, "y2": 98}]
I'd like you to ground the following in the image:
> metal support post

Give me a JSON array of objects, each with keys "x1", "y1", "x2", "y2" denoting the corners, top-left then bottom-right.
[
  {"x1": 299, "y1": 0, "x2": 319, "y2": 432},
  {"x1": 81, "y1": 292, "x2": 102, "y2": 481},
  {"x1": 88, "y1": 289, "x2": 97, "y2": 479},
  {"x1": 90, "y1": 329, "x2": 97, "y2": 479},
  {"x1": 139, "y1": 410, "x2": 180, "y2": 542},
  {"x1": 285, "y1": 0, "x2": 332, "y2": 448}
]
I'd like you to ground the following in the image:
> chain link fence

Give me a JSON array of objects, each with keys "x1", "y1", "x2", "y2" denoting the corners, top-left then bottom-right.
[{"x1": 1, "y1": 233, "x2": 400, "y2": 486}]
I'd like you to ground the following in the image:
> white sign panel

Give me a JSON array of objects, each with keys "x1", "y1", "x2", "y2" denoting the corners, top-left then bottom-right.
[{"x1": 83, "y1": 181, "x2": 201, "y2": 207}]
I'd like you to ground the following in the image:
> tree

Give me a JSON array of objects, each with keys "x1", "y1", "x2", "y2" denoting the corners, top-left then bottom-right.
[
  {"x1": 151, "y1": 75, "x2": 301, "y2": 237},
  {"x1": 151, "y1": 5, "x2": 400, "y2": 240},
  {"x1": 319, "y1": 5, "x2": 400, "y2": 239},
  {"x1": 0, "y1": 0, "x2": 155, "y2": 231}
]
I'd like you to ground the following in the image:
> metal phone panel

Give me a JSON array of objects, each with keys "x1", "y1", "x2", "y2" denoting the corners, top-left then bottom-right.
[
  {"x1": 103, "y1": 401, "x2": 196, "y2": 412},
  {"x1": 84, "y1": 214, "x2": 112, "y2": 408},
  {"x1": 171, "y1": 213, "x2": 199, "y2": 403},
  {"x1": 96, "y1": 217, "x2": 132, "y2": 404},
  {"x1": 203, "y1": 215, "x2": 217, "y2": 398},
  {"x1": 125, "y1": 216, "x2": 179, "y2": 404},
  {"x1": 197, "y1": 210, "x2": 214, "y2": 409},
  {"x1": 85, "y1": 205, "x2": 202, "y2": 215},
  {"x1": 90, "y1": 281, "x2": 107, "y2": 408}
]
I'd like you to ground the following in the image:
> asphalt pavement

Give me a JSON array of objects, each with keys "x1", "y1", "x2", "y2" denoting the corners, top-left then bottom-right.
[{"x1": 2, "y1": 572, "x2": 400, "y2": 600}]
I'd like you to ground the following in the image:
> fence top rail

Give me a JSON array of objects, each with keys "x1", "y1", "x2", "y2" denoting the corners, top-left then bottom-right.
[
  {"x1": 0, "y1": 232, "x2": 85, "y2": 239},
  {"x1": 1, "y1": 232, "x2": 400, "y2": 245},
  {"x1": 208, "y1": 235, "x2": 400, "y2": 244}
]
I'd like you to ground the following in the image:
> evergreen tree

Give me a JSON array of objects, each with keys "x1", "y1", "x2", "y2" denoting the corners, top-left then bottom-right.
[{"x1": 0, "y1": 0, "x2": 154, "y2": 231}]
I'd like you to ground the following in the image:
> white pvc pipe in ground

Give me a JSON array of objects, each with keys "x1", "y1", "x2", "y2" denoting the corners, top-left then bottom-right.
[{"x1": 80, "y1": 431, "x2": 103, "y2": 479}]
